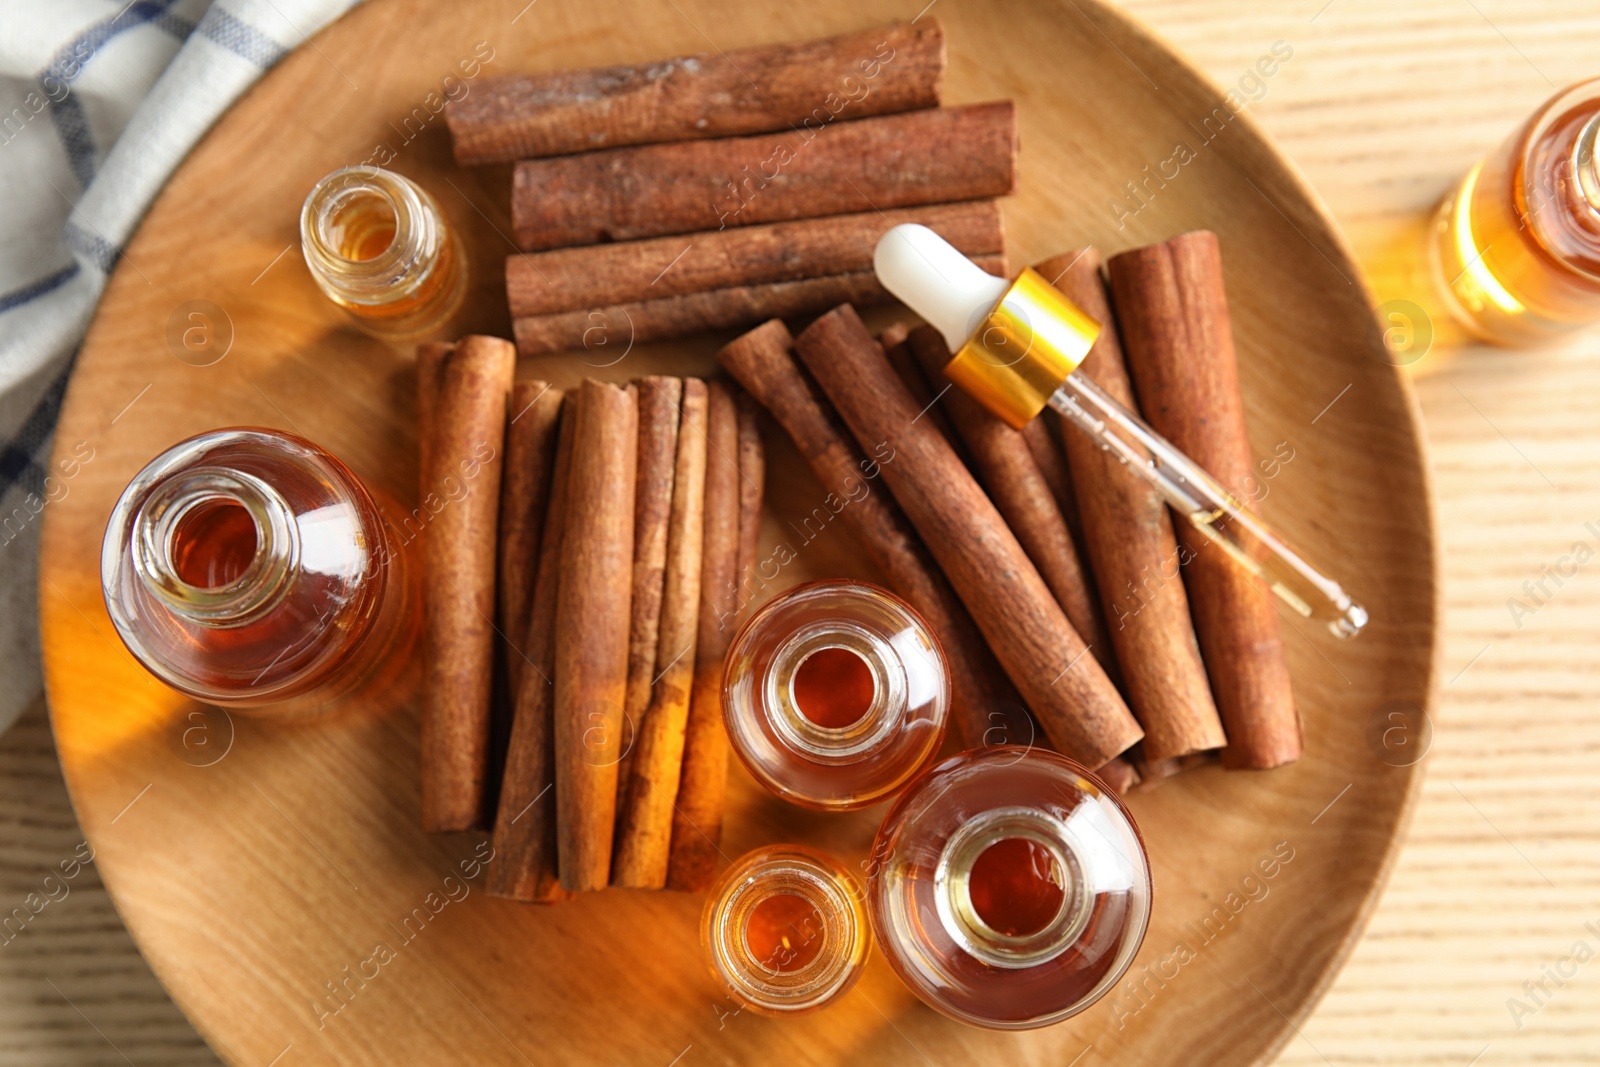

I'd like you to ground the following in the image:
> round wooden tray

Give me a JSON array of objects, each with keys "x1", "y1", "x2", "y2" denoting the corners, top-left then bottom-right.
[{"x1": 40, "y1": 1, "x2": 1438, "y2": 1063}]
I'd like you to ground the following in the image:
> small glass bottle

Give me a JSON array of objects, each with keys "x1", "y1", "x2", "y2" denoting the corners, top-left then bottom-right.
[
  {"x1": 300, "y1": 166, "x2": 467, "y2": 340},
  {"x1": 722, "y1": 580, "x2": 948, "y2": 811},
  {"x1": 1432, "y1": 78, "x2": 1600, "y2": 344},
  {"x1": 101, "y1": 428, "x2": 416, "y2": 713},
  {"x1": 701, "y1": 844, "x2": 870, "y2": 1015},
  {"x1": 868, "y1": 746, "x2": 1152, "y2": 1030}
]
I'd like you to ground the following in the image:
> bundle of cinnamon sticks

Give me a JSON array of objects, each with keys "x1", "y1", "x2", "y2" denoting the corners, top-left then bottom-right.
[
  {"x1": 446, "y1": 21, "x2": 1017, "y2": 355},
  {"x1": 416, "y1": 338, "x2": 764, "y2": 900},
  {"x1": 720, "y1": 230, "x2": 1300, "y2": 790},
  {"x1": 426, "y1": 21, "x2": 1299, "y2": 873}
]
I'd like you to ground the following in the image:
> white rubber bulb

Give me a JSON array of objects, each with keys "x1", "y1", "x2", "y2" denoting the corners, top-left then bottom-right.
[{"x1": 873, "y1": 224, "x2": 1010, "y2": 354}]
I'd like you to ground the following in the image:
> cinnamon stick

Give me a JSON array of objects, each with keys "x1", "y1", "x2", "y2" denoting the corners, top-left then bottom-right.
[
  {"x1": 421, "y1": 335, "x2": 515, "y2": 832},
  {"x1": 1130, "y1": 748, "x2": 1215, "y2": 791},
  {"x1": 879, "y1": 325, "x2": 966, "y2": 463},
  {"x1": 1038, "y1": 249, "x2": 1226, "y2": 762},
  {"x1": 907, "y1": 325, "x2": 1115, "y2": 678},
  {"x1": 512, "y1": 103, "x2": 1016, "y2": 250},
  {"x1": 734, "y1": 390, "x2": 765, "y2": 625},
  {"x1": 666, "y1": 381, "x2": 741, "y2": 891},
  {"x1": 878, "y1": 321, "x2": 910, "y2": 350},
  {"x1": 513, "y1": 255, "x2": 1005, "y2": 358},
  {"x1": 490, "y1": 379, "x2": 563, "y2": 822},
  {"x1": 1096, "y1": 756, "x2": 1141, "y2": 795},
  {"x1": 489, "y1": 396, "x2": 578, "y2": 901},
  {"x1": 555, "y1": 381, "x2": 639, "y2": 891},
  {"x1": 617, "y1": 378, "x2": 683, "y2": 805},
  {"x1": 1106, "y1": 232, "x2": 1300, "y2": 769},
  {"x1": 718, "y1": 319, "x2": 1035, "y2": 751},
  {"x1": 1021, "y1": 416, "x2": 1087, "y2": 553},
  {"x1": 792, "y1": 308, "x2": 1140, "y2": 766},
  {"x1": 415, "y1": 341, "x2": 453, "y2": 503},
  {"x1": 507, "y1": 202, "x2": 1003, "y2": 318},
  {"x1": 498, "y1": 381, "x2": 565, "y2": 693},
  {"x1": 613, "y1": 381, "x2": 709, "y2": 887},
  {"x1": 448, "y1": 21, "x2": 945, "y2": 165}
]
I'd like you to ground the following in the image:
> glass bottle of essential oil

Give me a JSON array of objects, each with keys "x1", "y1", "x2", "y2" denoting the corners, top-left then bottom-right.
[
  {"x1": 701, "y1": 844, "x2": 870, "y2": 1015},
  {"x1": 300, "y1": 166, "x2": 467, "y2": 340},
  {"x1": 868, "y1": 746, "x2": 1152, "y2": 1030},
  {"x1": 722, "y1": 580, "x2": 949, "y2": 812},
  {"x1": 101, "y1": 428, "x2": 416, "y2": 714},
  {"x1": 1432, "y1": 78, "x2": 1600, "y2": 344}
]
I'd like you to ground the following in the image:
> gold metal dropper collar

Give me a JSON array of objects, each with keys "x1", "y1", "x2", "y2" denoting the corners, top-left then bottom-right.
[{"x1": 941, "y1": 267, "x2": 1102, "y2": 430}]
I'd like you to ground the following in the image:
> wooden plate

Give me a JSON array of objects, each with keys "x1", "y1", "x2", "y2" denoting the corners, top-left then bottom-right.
[{"x1": 39, "y1": 0, "x2": 1437, "y2": 1063}]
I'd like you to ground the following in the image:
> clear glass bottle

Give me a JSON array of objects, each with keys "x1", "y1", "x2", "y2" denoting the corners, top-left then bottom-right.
[
  {"x1": 701, "y1": 844, "x2": 870, "y2": 1015},
  {"x1": 300, "y1": 166, "x2": 467, "y2": 340},
  {"x1": 722, "y1": 580, "x2": 949, "y2": 811},
  {"x1": 868, "y1": 746, "x2": 1152, "y2": 1030},
  {"x1": 1432, "y1": 78, "x2": 1600, "y2": 344},
  {"x1": 101, "y1": 428, "x2": 416, "y2": 713}
]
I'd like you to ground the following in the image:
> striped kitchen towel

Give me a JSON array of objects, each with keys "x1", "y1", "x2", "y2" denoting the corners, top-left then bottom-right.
[{"x1": 0, "y1": 0, "x2": 362, "y2": 734}]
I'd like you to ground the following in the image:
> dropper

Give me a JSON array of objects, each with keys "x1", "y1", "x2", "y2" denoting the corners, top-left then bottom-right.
[{"x1": 874, "y1": 224, "x2": 1368, "y2": 639}]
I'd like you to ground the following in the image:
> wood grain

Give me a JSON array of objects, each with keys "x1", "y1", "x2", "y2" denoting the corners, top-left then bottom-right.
[
  {"x1": 26, "y1": 0, "x2": 1494, "y2": 1063},
  {"x1": 1112, "y1": 1, "x2": 1600, "y2": 1064}
]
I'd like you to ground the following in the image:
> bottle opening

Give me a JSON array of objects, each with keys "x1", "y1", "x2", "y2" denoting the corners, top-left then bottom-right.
[
  {"x1": 968, "y1": 837, "x2": 1067, "y2": 938},
  {"x1": 745, "y1": 892, "x2": 826, "y2": 973},
  {"x1": 934, "y1": 806, "x2": 1091, "y2": 969},
  {"x1": 170, "y1": 497, "x2": 259, "y2": 590},
  {"x1": 767, "y1": 622, "x2": 902, "y2": 764},
  {"x1": 792, "y1": 646, "x2": 876, "y2": 729},
  {"x1": 130, "y1": 466, "x2": 300, "y2": 628},
  {"x1": 328, "y1": 189, "x2": 398, "y2": 262},
  {"x1": 704, "y1": 847, "x2": 868, "y2": 1014}
]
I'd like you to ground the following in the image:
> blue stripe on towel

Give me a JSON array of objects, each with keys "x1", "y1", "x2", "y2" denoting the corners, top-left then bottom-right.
[
  {"x1": 44, "y1": 0, "x2": 190, "y2": 187},
  {"x1": 199, "y1": 7, "x2": 292, "y2": 67},
  {"x1": 154, "y1": 10, "x2": 199, "y2": 42},
  {"x1": 63, "y1": 221, "x2": 122, "y2": 274},
  {"x1": 0, "y1": 356, "x2": 76, "y2": 502},
  {"x1": 0, "y1": 263, "x2": 81, "y2": 316}
]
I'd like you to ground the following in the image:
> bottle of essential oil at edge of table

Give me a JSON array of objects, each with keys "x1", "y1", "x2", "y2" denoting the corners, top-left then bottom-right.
[
  {"x1": 867, "y1": 746, "x2": 1152, "y2": 1030},
  {"x1": 300, "y1": 166, "x2": 467, "y2": 340},
  {"x1": 101, "y1": 427, "x2": 417, "y2": 714},
  {"x1": 721, "y1": 580, "x2": 950, "y2": 812},
  {"x1": 1432, "y1": 77, "x2": 1600, "y2": 345},
  {"x1": 701, "y1": 844, "x2": 872, "y2": 1015}
]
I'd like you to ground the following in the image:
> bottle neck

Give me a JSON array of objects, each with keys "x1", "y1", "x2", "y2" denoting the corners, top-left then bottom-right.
[
  {"x1": 765, "y1": 622, "x2": 904, "y2": 764},
  {"x1": 300, "y1": 166, "x2": 446, "y2": 308},
  {"x1": 934, "y1": 806, "x2": 1093, "y2": 970},
  {"x1": 132, "y1": 467, "x2": 299, "y2": 628}
]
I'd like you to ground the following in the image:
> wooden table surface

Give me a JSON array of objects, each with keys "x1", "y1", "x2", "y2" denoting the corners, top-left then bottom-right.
[{"x1": 5, "y1": 0, "x2": 1597, "y2": 1063}]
